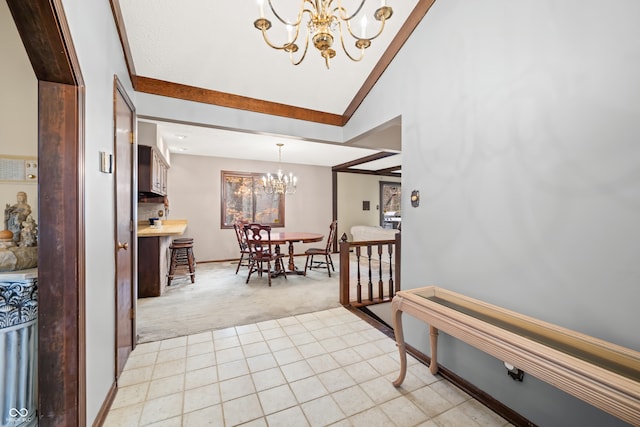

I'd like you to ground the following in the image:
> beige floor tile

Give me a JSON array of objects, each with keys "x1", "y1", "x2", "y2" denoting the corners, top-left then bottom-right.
[
  {"x1": 186, "y1": 352, "x2": 216, "y2": 372},
  {"x1": 159, "y1": 336, "x2": 187, "y2": 350},
  {"x1": 187, "y1": 340, "x2": 214, "y2": 357},
  {"x1": 156, "y1": 346, "x2": 187, "y2": 364},
  {"x1": 289, "y1": 331, "x2": 316, "y2": 346},
  {"x1": 283, "y1": 323, "x2": 307, "y2": 336},
  {"x1": 367, "y1": 354, "x2": 400, "y2": 376},
  {"x1": 118, "y1": 366, "x2": 154, "y2": 387},
  {"x1": 216, "y1": 346, "x2": 245, "y2": 364},
  {"x1": 151, "y1": 359, "x2": 186, "y2": 380},
  {"x1": 348, "y1": 406, "x2": 394, "y2": 427},
  {"x1": 217, "y1": 359, "x2": 249, "y2": 381},
  {"x1": 147, "y1": 374, "x2": 185, "y2": 400},
  {"x1": 297, "y1": 341, "x2": 326, "y2": 358},
  {"x1": 242, "y1": 341, "x2": 271, "y2": 357},
  {"x1": 387, "y1": 371, "x2": 427, "y2": 394},
  {"x1": 247, "y1": 352, "x2": 278, "y2": 373},
  {"x1": 307, "y1": 353, "x2": 340, "y2": 374},
  {"x1": 310, "y1": 327, "x2": 336, "y2": 341},
  {"x1": 220, "y1": 374, "x2": 256, "y2": 402},
  {"x1": 289, "y1": 376, "x2": 328, "y2": 403},
  {"x1": 458, "y1": 400, "x2": 509, "y2": 427},
  {"x1": 183, "y1": 383, "x2": 220, "y2": 413},
  {"x1": 261, "y1": 326, "x2": 287, "y2": 340},
  {"x1": 406, "y1": 386, "x2": 454, "y2": 418},
  {"x1": 258, "y1": 384, "x2": 298, "y2": 415},
  {"x1": 341, "y1": 331, "x2": 369, "y2": 346},
  {"x1": 360, "y1": 376, "x2": 404, "y2": 405},
  {"x1": 430, "y1": 379, "x2": 470, "y2": 405},
  {"x1": 317, "y1": 368, "x2": 357, "y2": 393},
  {"x1": 132, "y1": 341, "x2": 161, "y2": 356},
  {"x1": 182, "y1": 404, "x2": 223, "y2": 426},
  {"x1": 267, "y1": 336, "x2": 295, "y2": 352},
  {"x1": 222, "y1": 394, "x2": 264, "y2": 426},
  {"x1": 408, "y1": 363, "x2": 440, "y2": 385},
  {"x1": 238, "y1": 331, "x2": 265, "y2": 345},
  {"x1": 111, "y1": 382, "x2": 149, "y2": 409},
  {"x1": 379, "y1": 395, "x2": 429, "y2": 427},
  {"x1": 372, "y1": 337, "x2": 399, "y2": 354},
  {"x1": 276, "y1": 316, "x2": 300, "y2": 327},
  {"x1": 186, "y1": 331, "x2": 213, "y2": 345},
  {"x1": 139, "y1": 393, "x2": 183, "y2": 425},
  {"x1": 332, "y1": 385, "x2": 376, "y2": 417},
  {"x1": 430, "y1": 406, "x2": 483, "y2": 427},
  {"x1": 185, "y1": 366, "x2": 218, "y2": 390},
  {"x1": 241, "y1": 418, "x2": 268, "y2": 427},
  {"x1": 301, "y1": 319, "x2": 325, "y2": 331},
  {"x1": 251, "y1": 367, "x2": 287, "y2": 392},
  {"x1": 266, "y1": 406, "x2": 311, "y2": 427},
  {"x1": 256, "y1": 319, "x2": 280, "y2": 330},
  {"x1": 301, "y1": 395, "x2": 345, "y2": 427},
  {"x1": 124, "y1": 351, "x2": 158, "y2": 370},
  {"x1": 273, "y1": 347, "x2": 304, "y2": 365},
  {"x1": 214, "y1": 335, "x2": 241, "y2": 350},
  {"x1": 280, "y1": 360, "x2": 315, "y2": 382},
  {"x1": 213, "y1": 326, "x2": 237, "y2": 340},
  {"x1": 103, "y1": 402, "x2": 144, "y2": 427},
  {"x1": 345, "y1": 361, "x2": 379, "y2": 383},
  {"x1": 331, "y1": 348, "x2": 364, "y2": 366},
  {"x1": 352, "y1": 342, "x2": 385, "y2": 359},
  {"x1": 236, "y1": 323, "x2": 260, "y2": 334},
  {"x1": 143, "y1": 415, "x2": 181, "y2": 427},
  {"x1": 319, "y1": 336, "x2": 349, "y2": 352}
]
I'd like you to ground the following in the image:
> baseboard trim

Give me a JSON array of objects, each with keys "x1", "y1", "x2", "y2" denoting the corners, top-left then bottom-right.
[
  {"x1": 92, "y1": 381, "x2": 117, "y2": 427},
  {"x1": 346, "y1": 306, "x2": 537, "y2": 427}
]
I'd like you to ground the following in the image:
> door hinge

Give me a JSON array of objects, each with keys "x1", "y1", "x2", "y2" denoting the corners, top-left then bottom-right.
[
  {"x1": 130, "y1": 132, "x2": 134, "y2": 144},
  {"x1": 130, "y1": 308, "x2": 135, "y2": 319}
]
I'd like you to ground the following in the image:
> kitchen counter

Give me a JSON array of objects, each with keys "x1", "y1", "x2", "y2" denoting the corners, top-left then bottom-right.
[{"x1": 138, "y1": 219, "x2": 188, "y2": 237}]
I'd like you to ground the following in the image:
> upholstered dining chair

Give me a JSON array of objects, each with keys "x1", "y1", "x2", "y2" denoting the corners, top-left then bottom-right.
[
  {"x1": 243, "y1": 223, "x2": 287, "y2": 286},
  {"x1": 233, "y1": 221, "x2": 251, "y2": 274},
  {"x1": 304, "y1": 220, "x2": 337, "y2": 277}
]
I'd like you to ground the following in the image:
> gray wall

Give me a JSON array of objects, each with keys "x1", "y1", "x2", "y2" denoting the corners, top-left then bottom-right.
[{"x1": 347, "y1": 1, "x2": 640, "y2": 426}]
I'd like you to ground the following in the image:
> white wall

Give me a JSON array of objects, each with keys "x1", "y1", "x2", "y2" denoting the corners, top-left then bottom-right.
[
  {"x1": 60, "y1": 0, "x2": 136, "y2": 423},
  {"x1": 348, "y1": 1, "x2": 640, "y2": 426},
  {"x1": 0, "y1": 2, "x2": 38, "y2": 223},
  {"x1": 337, "y1": 173, "x2": 401, "y2": 240},
  {"x1": 168, "y1": 153, "x2": 333, "y2": 262}
]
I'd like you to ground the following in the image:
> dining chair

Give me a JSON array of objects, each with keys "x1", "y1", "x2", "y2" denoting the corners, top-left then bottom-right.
[
  {"x1": 243, "y1": 223, "x2": 287, "y2": 286},
  {"x1": 233, "y1": 221, "x2": 251, "y2": 274},
  {"x1": 304, "y1": 220, "x2": 337, "y2": 277}
]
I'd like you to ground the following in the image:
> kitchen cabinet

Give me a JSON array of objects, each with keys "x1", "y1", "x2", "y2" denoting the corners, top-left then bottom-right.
[
  {"x1": 138, "y1": 145, "x2": 168, "y2": 196},
  {"x1": 138, "y1": 235, "x2": 171, "y2": 297}
]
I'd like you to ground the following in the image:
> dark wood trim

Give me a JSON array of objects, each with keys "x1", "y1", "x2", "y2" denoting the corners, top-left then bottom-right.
[
  {"x1": 332, "y1": 151, "x2": 398, "y2": 171},
  {"x1": 6, "y1": 0, "x2": 83, "y2": 86},
  {"x1": 347, "y1": 306, "x2": 537, "y2": 427},
  {"x1": 109, "y1": 1, "x2": 137, "y2": 78},
  {"x1": 91, "y1": 382, "x2": 117, "y2": 427},
  {"x1": 332, "y1": 170, "x2": 338, "y2": 253},
  {"x1": 342, "y1": 0, "x2": 437, "y2": 123},
  {"x1": 37, "y1": 80, "x2": 85, "y2": 427},
  {"x1": 132, "y1": 75, "x2": 344, "y2": 126},
  {"x1": 8, "y1": 0, "x2": 87, "y2": 425}
]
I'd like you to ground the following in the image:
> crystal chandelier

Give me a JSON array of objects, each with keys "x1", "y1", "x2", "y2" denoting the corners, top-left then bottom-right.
[
  {"x1": 262, "y1": 144, "x2": 298, "y2": 195},
  {"x1": 254, "y1": 0, "x2": 393, "y2": 69}
]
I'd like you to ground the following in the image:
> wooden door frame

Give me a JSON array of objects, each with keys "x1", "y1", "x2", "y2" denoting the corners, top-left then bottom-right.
[
  {"x1": 113, "y1": 75, "x2": 137, "y2": 377},
  {"x1": 7, "y1": 0, "x2": 86, "y2": 425}
]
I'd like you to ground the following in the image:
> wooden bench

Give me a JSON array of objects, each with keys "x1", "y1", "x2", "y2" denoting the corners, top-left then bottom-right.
[{"x1": 391, "y1": 286, "x2": 640, "y2": 426}]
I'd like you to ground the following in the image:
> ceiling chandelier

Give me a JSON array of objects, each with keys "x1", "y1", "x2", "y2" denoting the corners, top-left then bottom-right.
[
  {"x1": 254, "y1": 0, "x2": 393, "y2": 69},
  {"x1": 262, "y1": 143, "x2": 298, "y2": 195}
]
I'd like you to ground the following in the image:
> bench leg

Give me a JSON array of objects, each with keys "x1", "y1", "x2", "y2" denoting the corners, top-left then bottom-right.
[
  {"x1": 392, "y1": 300, "x2": 407, "y2": 387},
  {"x1": 429, "y1": 325, "x2": 439, "y2": 375}
]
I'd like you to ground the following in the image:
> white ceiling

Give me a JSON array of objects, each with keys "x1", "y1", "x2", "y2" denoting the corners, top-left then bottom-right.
[{"x1": 118, "y1": 0, "x2": 418, "y2": 169}]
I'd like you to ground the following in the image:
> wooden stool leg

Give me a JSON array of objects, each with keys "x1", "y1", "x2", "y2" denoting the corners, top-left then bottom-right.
[
  {"x1": 168, "y1": 248, "x2": 178, "y2": 286},
  {"x1": 187, "y1": 247, "x2": 195, "y2": 283}
]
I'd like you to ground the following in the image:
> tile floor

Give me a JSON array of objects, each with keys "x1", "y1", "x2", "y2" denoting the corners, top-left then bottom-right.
[{"x1": 104, "y1": 307, "x2": 511, "y2": 427}]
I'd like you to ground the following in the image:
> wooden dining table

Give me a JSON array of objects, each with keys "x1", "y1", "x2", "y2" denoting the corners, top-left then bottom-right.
[{"x1": 268, "y1": 231, "x2": 324, "y2": 275}]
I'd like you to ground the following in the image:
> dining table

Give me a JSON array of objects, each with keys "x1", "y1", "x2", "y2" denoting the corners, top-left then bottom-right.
[{"x1": 267, "y1": 231, "x2": 324, "y2": 275}]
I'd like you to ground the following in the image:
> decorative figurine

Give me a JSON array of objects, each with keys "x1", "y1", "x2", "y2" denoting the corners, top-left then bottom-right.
[{"x1": 5, "y1": 191, "x2": 32, "y2": 243}]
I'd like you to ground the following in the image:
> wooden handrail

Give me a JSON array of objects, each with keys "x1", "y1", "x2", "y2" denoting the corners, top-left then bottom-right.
[{"x1": 339, "y1": 232, "x2": 401, "y2": 306}]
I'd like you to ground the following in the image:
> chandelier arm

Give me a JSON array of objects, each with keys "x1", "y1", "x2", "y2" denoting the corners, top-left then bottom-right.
[
  {"x1": 267, "y1": 0, "x2": 308, "y2": 26},
  {"x1": 341, "y1": 12, "x2": 389, "y2": 42},
  {"x1": 333, "y1": 0, "x2": 366, "y2": 22},
  {"x1": 337, "y1": 22, "x2": 365, "y2": 62},
  {"x1": 290, "y1": 32, "x2": 311, "y2": 66},
  {"x1": 259, "y1": 29, "x2": 297, "y2": 51}
]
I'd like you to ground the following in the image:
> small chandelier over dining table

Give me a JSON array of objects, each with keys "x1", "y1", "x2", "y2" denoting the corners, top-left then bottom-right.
[
  {"x1": 254, "y1": 0, "x2": 393, "y2": 69},
  {"x1": 262, "y1": 143, "x2": 297, "y2": 195}
]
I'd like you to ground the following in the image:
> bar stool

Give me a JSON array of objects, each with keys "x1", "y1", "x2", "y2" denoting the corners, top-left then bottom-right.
[{"x1": 167, "y1": 237, "x2": 196, "y2": 286}]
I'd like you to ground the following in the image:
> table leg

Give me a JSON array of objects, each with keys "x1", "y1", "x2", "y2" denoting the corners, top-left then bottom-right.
[
  {"x1": 429, "y1": 325, "x2": 439, "y2": 375},
  {"x1": 392, "y1": 298, "x2": 407, "y2": 387},
  {"x1": 287, "y1": 241, "x2": 296, "y2": 271}
]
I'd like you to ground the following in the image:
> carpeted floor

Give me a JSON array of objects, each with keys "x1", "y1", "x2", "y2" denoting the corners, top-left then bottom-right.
[{"x1": 136, "y1": 257, "x2": 342, "y2": 343}]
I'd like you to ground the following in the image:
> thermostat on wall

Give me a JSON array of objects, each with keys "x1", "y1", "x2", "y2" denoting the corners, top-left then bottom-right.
[{"x1": 0, "y1": 156, "x2": 38, "y2": 182}]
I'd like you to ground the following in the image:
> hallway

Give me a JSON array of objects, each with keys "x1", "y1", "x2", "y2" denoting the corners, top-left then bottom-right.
[{"x1": 105, "y1": 307, "x2": 511, "y2": 426}]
